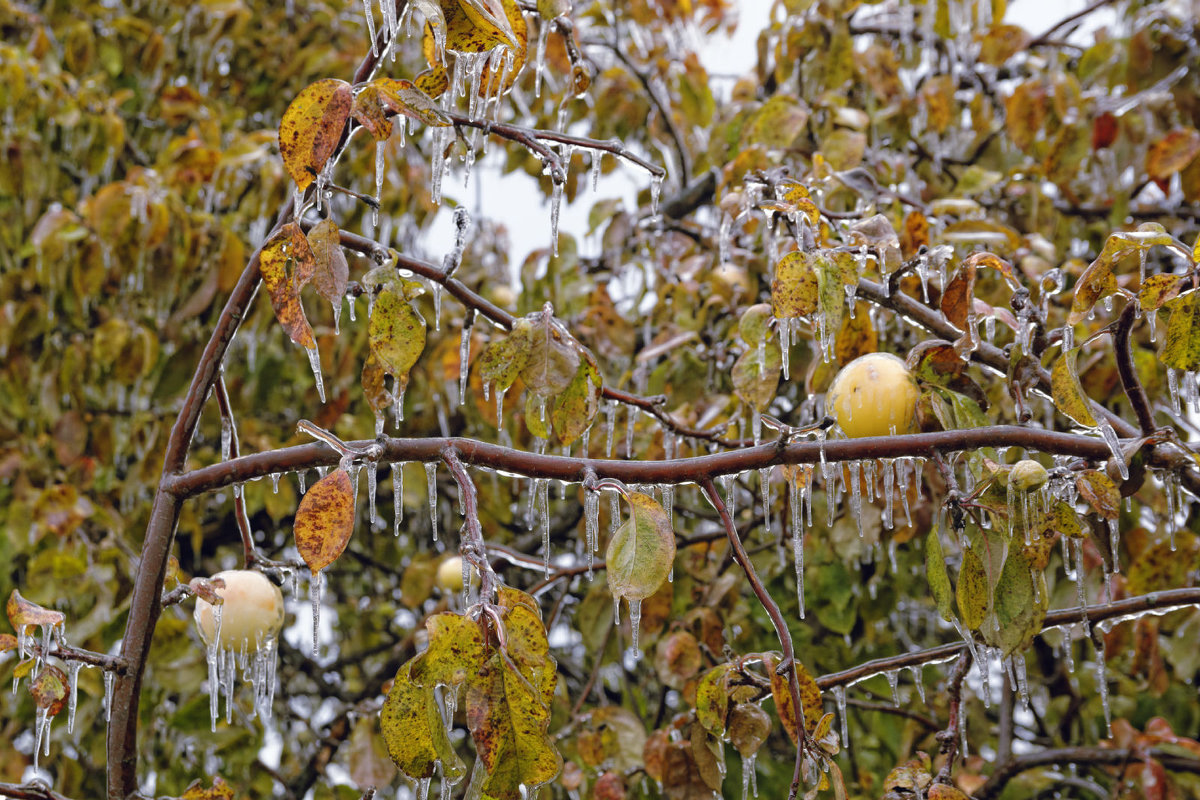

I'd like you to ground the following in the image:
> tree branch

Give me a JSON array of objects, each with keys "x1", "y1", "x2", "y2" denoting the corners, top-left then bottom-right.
[
  {"x1": 1113, "y1": 301, "x2": 1156, "y2": 435},
  {"x1": 934, "y1": 652, "x2": 972, "y2": 784},
  {"x1": 976, "y1": 746, "x2": 1200, "y2": 799},
  {"x1": 0, "y1": 784, "x2": 72, "y2": 800},
  {"x1": 700, "y1": 477, "x2": 807, "y2": 800}
]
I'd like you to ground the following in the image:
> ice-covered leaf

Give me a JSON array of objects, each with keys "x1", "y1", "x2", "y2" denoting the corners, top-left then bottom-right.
[
  {"x1": 361, "y1": 352, "x2": 392, "y2": 415},
  {"x1": 738, "y1": 303, "x2": 774, "y2": 345},
  {"x1": 1077, "y1": 470, "x2": 1121, "y2": 520},
  {"x1": 1138, "y1": 273, "x2": 1186, "y2": 313},
  {"x1": 496, "y1": 585, "x2": 541, "y2": 616},
  {"x1": 382, "y1": 662, "x2": 467, "y2": 781},
  {"x1": 956, "y1": 546, "x2": 988, "y2": 631},
  {"x1": 260, "y1": 222, "x2": 317, "y2": 348},
  {"x1": 731, "y1": 336, "x2": 782, "y2": 412},
  {"x1": 180, "y1": 777, "x2": 236, "y2": 800},
  {"x1": 30, "y1": 664, "x2": 68, "y2": 715},
  {"x1": 835, "y1": 302, "x2": 877, "y2": 363},
  {"x1": 307, "y1": 219, "x2": 349, "y2": 309},
  {"x1": 278, "y1": 78, "x2": 353, "y2": 190},
  {"x1": 771, "y1": 251, "x2": 818, "y2": 319},
  {"x1": 415, "y1": 66, "x2": 450, "y2": 99},
  {"x1": 350, "y1": 83, "x2": 395, "y2": 140},
  {"x1": 369, "y1": 286, "x2": 428, "y2": 379},
  {"x1": 7, "y1": 589, "x2": 65, "y2": 632},
  {"x1": 982, "y1": 550, "x2": 1047, "y2": 657},
  {"x1": 653, "y1": 631, "x2": 701, "y2": 690},
  {"x1": 925, "y1": 529, "x2": 954, "y2": 622},
  {"x1": 763, "y1": 652, "x2": 822, "y2": 743},
  {"x1": 1034, "y1": 499, "x2": 1084, "y2": 539},
  {"x1": 293, "y1": 467, "x2": 356, "y2": 573},
  {"x1": 1050, "y1": 348, "x2": 1098, "y2": 427},
  {"x1": 409, "y1": 612, "x2": 486, "y2": 688},
  {"x1": 551, "y1": 358, "x2": 601, "y2": 446},
  {"x1": 606, "y1": 493, "x2": 675, "y2": 604},
  {"x1": 694, "y1": 663, "x2": 733, "y2": 735},
  {"x1": 740, "y1": 95, "x2": 809, "y2": 150},
  {"x1": 373, "y1": 77, "x2": 452, "y2": 128},
  {"x1": 500, "y1": 602, "x2": 557, "y2": 711},
  {"x1": 689, "y1": 721, "x2": 725, "y2": 792},
  {"x1": 940, "y1": 261, "x2": 977, "y2": 332},
  {"x1": 727, "y1": 703, "x2": 771, "y2": 758},
  {"x1": 466, "y1": 654, "x2": 562, "y2": 800},
  {"x1": 1068, "y1": 254, "x2": 1117, "y2": 325},
  {"x1": 1163, "y1": 290, "x2": 1200, "y2": 372},
  {"x1": 478, "y1": 319, "x2": 533, "y2": 392},
  {"x1": 520, "y1": 312, "x2": 581, "y2": 397},
  {"x1": 1146, "y1": 128, "x2": 1200, "y2": 182}
]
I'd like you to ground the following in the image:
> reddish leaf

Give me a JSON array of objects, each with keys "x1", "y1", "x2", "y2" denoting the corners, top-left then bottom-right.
[
  {"x1": 293, "y1": 468, "x2": 356, "y2": 573},
  {"x1": 259, "y1": 222, "x2": 317, "y2": 348},
  {"x1": 30, "y1": 664, "x2": 68, "y2": 715},
  {"x1": 1146, "y1": 127, "x2": 1200, "y2": 182},
  {"x1": 7, "y1": 589, "x2": 65, "y2": 633}
]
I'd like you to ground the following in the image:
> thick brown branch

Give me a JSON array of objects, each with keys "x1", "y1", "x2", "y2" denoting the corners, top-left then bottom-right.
[
  {"x1": 700, "y1": 478, "x2": 807, "y2": 800},
  {"x1": 1114, "y1": 301, "x2": 1156, "y2": 435},
  {"x1": 976, "y1": 746, "x2": 1200, "y2": 799},
  {"x1": 0, "y1": 784, "x2": 72, "y2": 800},
  {"x1": 167, "y1": 426, "x2": 1112, "y2": 497}
]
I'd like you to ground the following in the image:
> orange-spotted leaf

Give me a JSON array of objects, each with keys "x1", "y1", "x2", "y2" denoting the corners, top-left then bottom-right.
[
  {"x1": 1077, "y1": 470, "x2": 1121, "y2": 520},
  {"x1": 606, "y1": 493, "x2": 675, "y2": 606},
  {"x1": 30, "y1": 664, "x2": 68, "y2": 715},
  {"x1": 0, "y1": 634, "x2": 16, "y2": 654},
  {"x1": 772, "y1": 251, "x2": 818, "y2": 319},
  {"x1": 279, "y1": 78, "x2": 353, "y2": 190},
  {"x1": 763, "y1": 653, "x2": 822, "y2": 743},
  {"x1": 351, "y1": 84, "x2": 394, "y2": 141},
  {"x1": 694, "y1": 663, "x2": 733, "y2": 735},
  {"x1": 260, "y1": 222, "x2": 317, "y2": 348},
  {"x1": 1163, "y1": 290, "x2": 1200, "y2": 373},
  {"x1": 181, "y1": 777, "x2": 236, "y2": 800},
  {"x1": 409, "y1": 612, "x2": 486, "y2": 688},
  {"x1": 294, "y1": 468, "x2": 356, "y2": 573},
  {"x1": 382, "y1": 662, "x2": 467, "y2": 781},
  {"x1": 957, "y1": 546, "x2": 989, "y2": 631},
  {"x1": 415, "y1": 65, "x2": 450, "y2": 99},
  {"x1": 7, "y1": 589, "x2": 65, "y2": 633}
]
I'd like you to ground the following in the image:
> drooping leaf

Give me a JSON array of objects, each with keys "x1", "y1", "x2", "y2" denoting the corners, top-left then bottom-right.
[
  {"x1": 369, "y1": 286, "x2": 428, "y2": 379},
  {"x1": 925, "y1": 529, "x2": 954, "y2": 622},
  {"x1": 478, "y1": 319, "x2": 533, "y2": 392},
  {"x1": 350, "y1": 84, "x2": 395, "y2": 141},
  {"x1": 694, "y1": 663, "x2": 733, "y2": 736},
  {"x1": 763, "y1": 653, "x2": 822, "y2": 743},
  {"x1": 771, "y1": 251, "x2": 818, "y2": 319},
  {"x1": 29, "y1": 664, "x2": 68, "y2": 715},
  {"x1": 731, "y1": 337, "x2": 782, "y2": 412},
  {"x1": 382, "y1": 662, "x2": 467, "y2": 781},
  {"x1": 373, "y1": 77, "x2": 452, "y2": 128},
  {"x1": 983, "y1": 549, "x2": 1048, "y2": 657},
  {"x1": 293, "y1": 467, "x2": 356, "y2": 573},
  {"x1": 689, "y1": 718, "x2": 725, "y2": 792},
  {"x1": 466, "y1": 654, "x2": 562, "y2": 800},
  {"x1": 520, "y1": 311, "x2": 581, "y2": 398},
  {"x1": 259, "y1": 222, "x2": 317, "y2": 348},
  {"x1": 307, "y1": 219, "x2": 349, "y2": 310},
  {"x1": 1050, "y1": 348, "x2": 1098, "y2": 428},
  {"x1": 7, "y1": 589, "x2": 66, "y2": 632},
  {"x1": 501, "y1": 602, "x2": 557, "y2": 711},
  {"x1": 1077, "y1": 470, "x2": 1121, "y2": 520},
  {"x1": 956, "y1": 546, "x2": 989, "y2": 631},
  {"x1": 409, "y1": 612, "x2": 486, "y2": 688},
  {"x1": 551, "y1": 358, "x2": 601, "y2": 447},
  {"x1": 278, "y1": 78, "x2": 353, "y2": 190},
  {"x1": 1163, "y1": 290, "x2": 1200, "y2": 373},
  {"x1": 606, "y1": 493, "x2": 676, "y2": 605}
]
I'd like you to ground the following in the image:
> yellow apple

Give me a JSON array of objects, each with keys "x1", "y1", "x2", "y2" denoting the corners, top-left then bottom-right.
[
  {"x1": 435, "y1": 556, "x2": 479, "y2": 592},
  {"x1": 826, "y1": 353, "x2": 919, "y2": 438},
  {"x1": 193, "y1": 570, "x2": 285, "y2": 650}
]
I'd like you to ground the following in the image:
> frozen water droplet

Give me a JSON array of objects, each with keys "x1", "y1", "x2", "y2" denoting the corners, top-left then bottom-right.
[
  {"x1": 649, "y1": 173, "x2": 663, "y2": 218},
  {"x1": 1098, "y1": 422, "x2": 1128, "y2": 480},
  {"x1": 367, "y1": 460, "x2": 379, "y2": 528},
  {"x1": 66, "y1": 661, "x2": 82, "y2": 735},
  {"x1": 393, "y1": 462, "x2": 405, "y2": 536},
  {"x1": 550, "y1": 180, "x2": 564, "y2": 256},
  {"x1": 458, "y1": 326, "x2": 471, "y2": 406},
  {"x1": 628, "y1": 597, "x2": 642, "y2": 655},
  {"x1": 270, "y1": 473, "x2": 280, "y2": 493},
  {"x1": 310, "y1": 570, "x2": 323, "y2": 658}
]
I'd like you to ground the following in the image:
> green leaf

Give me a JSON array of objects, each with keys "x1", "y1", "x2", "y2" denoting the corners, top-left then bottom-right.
[
  {"x1": 293, "y1": 468, "x2": 356, "y2": 573},
  {"x1": 465, "y1": 654, "x2": 562, "y2": 800},
  {"x1": 982, "y1": 550, "x2": 1048, "y2": 657},
  {"x1": 956, "y1": 546, "x2": 989, "y2": 631},
  {"x1": 1163, "y1": 290, "x2": 1200, "y2": 373},
  {"x1": 369, "y1": 287, "x2": 428, "y2": 380},
  {"x1": 551, "y1": 359, "x2": 601, "y2": 447},
  {"x1": 694, "y1": 663, "x2": 733, "y2": 736},
  {"x1": 278, "y1": 78, "x2": 353, "y2": 190},
  {"x1": 606, "y1": 492, "x2": 676, "y2": 605},
  {"x1": 478, "y1": 319, "x2": 533, "y2": 393},
  {"x1": 381, "y1": 662, "x2": 467, "y2": 781},
  {"x1": 1051, "y1": 348, "x2": 1098, "y2": 428},
  {"x1": 731, "y1": 337, "x2": 782, "y2": 412},
  {"x1": 925, "y1": 529, "x2": 954, "y2": 622},
  {"x1": 409, "y1": 612, "x2": 486, "y2": 688},
  {"x1": 520, "y1": 311, "x2": 581, "y2": 398},
  {"x1": 740, "y1": 95, "x2": 809, "y2": 150}
]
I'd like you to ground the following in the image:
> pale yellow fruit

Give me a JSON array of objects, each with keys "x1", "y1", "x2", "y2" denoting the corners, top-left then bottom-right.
[
  {"x1": 436, "y1": 556, "x2": 478, "y2": 592},
  {"x1": 826, "y1": 353, "x2": 919, "y2": 438},
  {"x1": 1009, "y1": 460, "x2": 1049, "y2": 491},
  {"x1": 193, "y1": 570, "x2": 285, "y2": 650}
]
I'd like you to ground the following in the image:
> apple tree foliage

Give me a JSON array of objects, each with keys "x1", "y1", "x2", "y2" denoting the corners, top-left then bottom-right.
[{"x1": 3, "y1": 0, "x2": 1200, "y2": 799}]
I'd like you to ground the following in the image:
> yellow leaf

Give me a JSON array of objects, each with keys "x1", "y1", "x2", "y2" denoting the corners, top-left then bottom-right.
[{"x1": 278, "y1": 78, "x2": 353, "y2": 190}]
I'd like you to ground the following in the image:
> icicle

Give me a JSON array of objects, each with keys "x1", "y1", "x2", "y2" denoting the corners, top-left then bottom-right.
[
  {"x1": 310, "y1": 570, "x2": 323, "y2": 657},
  {"x1": 909, "y1": 665, "x2": 925, "y2": 704},
  {"x1": 1108, "y1": 518, "x2": 1120, "y2": 573},
  {"x1": 897, "y1": 458, "x2": 913, "y2": 526},
  {"x1": 367, "y1": 460, "x2": 379, "y2": 528},
  {"x1": 550, "y1": 179, "x2": 564, "y2": 256},
  {"x1": 848, "y1": 462, "x2": 864, "y2": 538},
  {"x1": 625, "y1": 407, "x2": 636, "y2": 456},
  {"x1": 590, "y1": 150, "x2": 602, "y2": 191},
  {"x1": 1071, "y1": 536, "x2": 1088, "y2": 614},
  {"x1": 756, "y1": 470, "x2": 770, "y2": 534},
  {"x1": 305, "y1": 345, "x2": 326, "y2": 403},
  {"x1": 833, "y1": 685, "x2": 849, "y2": 747},
  {"x1": 661, "y1": 483, "x2": 674, "y2": 535},
  {"x1": 374, "y1": 140, "x2": 385, "y2": 227},
  {"x1": 628, "y1": 597, "x2": 642, "y2": 654},
  {"x1": 432, "y1": 284, "x2": 443, "y2": 332},
  {"x1": 495, "y1": 386, "x2": 506, "y2": 429},
  {"x1": 881, "y1": 459, "x2": 895, "y2": 530},
  {"x1": 610, "y1": 489, "x2": 620, "y2": 535},
  {"x1": 585, "y1": 489, "x2": 599, "y2": 578},
  {"x1": 649, "y1": 173, "x2": 663, "y2": 218},
  {"x1": 605, "y1": 401, "x2": 617, "y2": 457},
  {"x1": 885, "y1": 670, "x2": 900, "y2": 706},
  {"x1": 1095, "y1": 634, "x2": 1112, "y2": 735},
  {"x1": 538, "y1": 479, "x2": 551, "y2": 576},
  {"x1": 957, "y1": 695, "x2": 968, "y2": 758},
  {"x1": 1098, "y1": 422, "x2": 1128, "y2": 480},
  {"x1": 779, "y1": 322, "x2": 790, "y2": 380},
  {"x1": 425, "y1": 462, "x2": 439, "y2": 541},
  {"x1": 270, "y1": 473, "x2": 280, "y2": 493},
  {"x1": 534, "y1": 22, "x2": 550, "y2": 96},
  {"x1": 752, "y1": 408, "x2": 762, "y2": 446},
  {"x1": 418, "y1": 778, "x2": 432, "y2": 800},
  {"x1": 393, "y1": 463, "x2": 405, "y2": 536},
  {"x1": 1013, "y1": 654, "x2": 1030, "y2": 711},
  {"x1": 33, "y1": 706, "x2": 49, "y2": 771},
  {"x1": 104, "y1": 669, "x2": 114, "y2": 723},
  {"x1": 740, "y1": 752, "x2": 757, "y2": 800},
  {"x1": 457, "y1": 326, "x2": 471, "y2": 406},
  {"x1": 361, "y1": 0, "x2": 378, "y2": 56}
]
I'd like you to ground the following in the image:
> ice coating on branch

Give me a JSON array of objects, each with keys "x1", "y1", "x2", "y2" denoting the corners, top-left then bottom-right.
[
  {"x1": 305, "y1": 345, "x2": 326, "y2": 403},
  {"x1": 425, "y1": 462, "x2": 439, "y2": 541},
  {"x1": 374, "y1": 140, "x2": 385, "y2": 228}
]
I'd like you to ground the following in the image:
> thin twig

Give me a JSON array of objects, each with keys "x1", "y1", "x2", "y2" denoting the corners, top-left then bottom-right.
[
  {"x1": 1029, "y1": 0, "x2": 1116, "y2": 47},
  {"x1": 700, "y1": 477, "x2": 807, "y2": 800},
  {"x1": 934, "y1": 651, "x2": 972, "y2": 784},
  {"x1": 1113, "y1": 300, "x2": 1156, "y2": 435}
]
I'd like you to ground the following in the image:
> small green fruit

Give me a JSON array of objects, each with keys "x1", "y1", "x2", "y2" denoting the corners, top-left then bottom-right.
[{"x1": 1009, "y1": 460, "x2": 1049, "y2": 491}]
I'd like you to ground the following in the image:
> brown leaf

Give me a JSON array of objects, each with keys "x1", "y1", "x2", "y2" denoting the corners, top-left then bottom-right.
[
  {"x1": 1146, "y1": 127, "x2": 1200, "y2": 182},
  {"x1": 259, "y1": 222, "x2": 317, "y2": 348},
  {"x1": 7, "y1": 589, "x2": 65, "y2": 633},
  {"x1": 294, "y1": 468, "x2": 356, "y2": 573},
  {"x1": 278, "y1": 78, "x2": 353, "y2": 190},
  {"x1": 307, "y1": 219, "x2": 349, "y2": 311}
]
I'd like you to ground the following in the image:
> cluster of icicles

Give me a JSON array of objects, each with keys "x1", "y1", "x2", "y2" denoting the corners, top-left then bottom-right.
[{"x1": 201, "y1": 603, "x2": 279, "y2": 733}]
